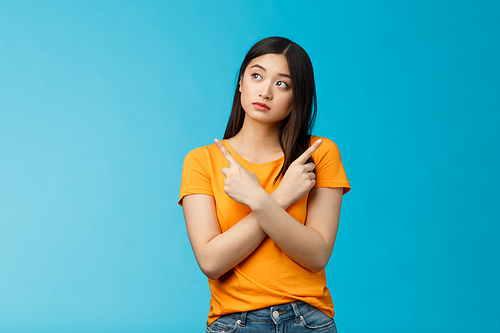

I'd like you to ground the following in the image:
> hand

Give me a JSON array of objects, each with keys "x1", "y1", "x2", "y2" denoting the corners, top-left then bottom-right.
[
  {"x1": 215, "y1": 139, "x2": 266, "y2": 207},
  {"x1": 273, "y1": 139, "x2": 322, "y2": 208}
]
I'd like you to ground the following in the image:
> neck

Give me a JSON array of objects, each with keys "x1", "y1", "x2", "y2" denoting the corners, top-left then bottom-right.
[{"x1": 228, "y1": 115, "x2": 284, "y2": 162}]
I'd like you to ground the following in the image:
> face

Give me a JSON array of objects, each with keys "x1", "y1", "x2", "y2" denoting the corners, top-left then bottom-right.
[{"x1": 239, "y1": 53, "x2": 294, "y2": 125}]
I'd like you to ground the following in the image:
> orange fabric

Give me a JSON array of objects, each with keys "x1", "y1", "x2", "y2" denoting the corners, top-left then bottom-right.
[{"x1": 179, "y1": 136, "x2": 350, "y2": 325}]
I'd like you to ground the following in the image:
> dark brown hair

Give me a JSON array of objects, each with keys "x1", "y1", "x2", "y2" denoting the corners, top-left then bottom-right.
[{"x1": 223, "y1": 37, "x2": 317, "y2": 182}]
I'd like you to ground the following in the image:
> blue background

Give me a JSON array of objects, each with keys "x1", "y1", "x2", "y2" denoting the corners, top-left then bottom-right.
[{"x1": 1, "y1": 1, "x2": 499, "y2": 332}]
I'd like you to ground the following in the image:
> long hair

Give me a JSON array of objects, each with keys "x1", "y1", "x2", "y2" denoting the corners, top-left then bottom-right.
[{"x1": 223, "y1": 37, "x2": 317, "y2": 183}]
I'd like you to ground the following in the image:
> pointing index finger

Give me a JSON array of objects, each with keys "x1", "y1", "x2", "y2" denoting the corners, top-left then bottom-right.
[
  {"x1": 214, "y1": 138, "x2": 240, "y2": 167},
  {"x1": 295, "y1": 139, "x2": 323, "y2": 165}
]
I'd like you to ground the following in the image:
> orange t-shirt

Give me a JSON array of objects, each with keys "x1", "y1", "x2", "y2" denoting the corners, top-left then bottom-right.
[{"x1": 179, "y1": 136, "x2": 351, "y2": 325}]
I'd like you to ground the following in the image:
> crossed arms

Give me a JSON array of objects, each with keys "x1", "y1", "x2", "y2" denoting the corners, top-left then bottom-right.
[{"x1": 182, "y1": 139, "x2": 343, "y2": 280}]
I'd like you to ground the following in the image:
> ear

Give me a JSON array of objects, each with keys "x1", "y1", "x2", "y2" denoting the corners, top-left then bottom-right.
[{"x1": 238, "y1": 78, "x2": 242, "y2": 93}]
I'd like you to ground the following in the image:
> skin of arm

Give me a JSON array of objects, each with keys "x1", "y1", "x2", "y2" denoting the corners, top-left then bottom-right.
[
  {"x1": 183, "y1": 194, "x2": 266, "y2": 280},
  {"x1": 250, "y1": 187, "x2": 343, "y2": 273}
]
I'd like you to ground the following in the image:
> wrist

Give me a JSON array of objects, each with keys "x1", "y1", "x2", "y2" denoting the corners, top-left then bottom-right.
[
  {"x1": 270, "y1": 189, "x2": 291, "y2": 210},
  {"x1": 248, "y1": 188, "x2": 272, "y2": 212}
]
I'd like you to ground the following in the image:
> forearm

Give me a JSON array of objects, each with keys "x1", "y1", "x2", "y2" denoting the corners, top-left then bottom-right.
[
  {"x1": 195, "y1": 212, "x2": 266, "y2": 280},
  {"x1": 251, "y1": 190, "x2": 332, "y2": 273}
]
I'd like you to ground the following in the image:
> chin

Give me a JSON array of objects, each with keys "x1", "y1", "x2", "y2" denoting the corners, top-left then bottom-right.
[{"x1": 245, "y1": 113, "x2": 284, "y2": 126}]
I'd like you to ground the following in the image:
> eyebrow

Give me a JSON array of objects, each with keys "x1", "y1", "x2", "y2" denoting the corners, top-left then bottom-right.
[{"x1": 250, "y1": 64, "x2": 291, "y2": 79}]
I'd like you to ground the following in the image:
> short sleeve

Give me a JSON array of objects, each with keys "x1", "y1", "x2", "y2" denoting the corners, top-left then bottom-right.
[
  {"x1": 311, "y1": 137, "x2": 351, "y2": 194},
  {"x1": 178, "y1": 147, "x2": 214, "y2": 205}
]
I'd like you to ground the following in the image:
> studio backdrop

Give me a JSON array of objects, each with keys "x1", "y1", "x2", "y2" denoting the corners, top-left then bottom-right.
[{"x1": 0, "y1": 1, "x2": 498, "y2": 332}]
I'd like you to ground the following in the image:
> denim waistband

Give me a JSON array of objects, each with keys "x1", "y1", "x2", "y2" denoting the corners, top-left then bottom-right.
[{"x1": 236, "y1": 301, "x2": 318, "y2": 326}]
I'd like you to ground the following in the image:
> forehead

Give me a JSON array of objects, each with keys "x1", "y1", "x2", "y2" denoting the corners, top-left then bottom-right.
[{"x1": 246, "y1": 54, "x2": 290, "y2": 75}]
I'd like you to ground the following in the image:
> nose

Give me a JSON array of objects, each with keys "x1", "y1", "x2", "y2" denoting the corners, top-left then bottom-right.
[{"x1": 259, "y1": 84, "x2": 273, "y2": 100}]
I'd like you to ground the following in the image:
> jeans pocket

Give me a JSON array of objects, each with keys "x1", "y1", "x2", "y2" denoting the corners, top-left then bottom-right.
[
  {"x1": 300, "y1": 308, "x2": 337, "y2": 331},
  {"x1": 206, "y1": 314, "x2": 241, "y2": 333}
]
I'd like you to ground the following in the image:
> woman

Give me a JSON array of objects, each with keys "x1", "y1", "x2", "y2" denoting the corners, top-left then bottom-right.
[{"x1": 179, "y1": 37, "x2": 350, "y2": 333}]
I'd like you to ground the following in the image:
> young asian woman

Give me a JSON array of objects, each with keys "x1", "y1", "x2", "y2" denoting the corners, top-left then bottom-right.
[{"x1": 179, "y1": 37, "x2": 351, "y2": 333}]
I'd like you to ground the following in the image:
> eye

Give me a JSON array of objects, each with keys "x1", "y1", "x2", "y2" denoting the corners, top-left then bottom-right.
[
  {"x1": 251, "y1": 73, "x2": 262, "y2": 80},
  {"x1": 276, "y1": 81, "x2": 289, "y2": 88}
]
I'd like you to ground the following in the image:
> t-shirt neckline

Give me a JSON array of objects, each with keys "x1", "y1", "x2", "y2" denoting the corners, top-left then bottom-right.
[{"x1": 222, "y1": 139, "x2": 284, "y2": 168}]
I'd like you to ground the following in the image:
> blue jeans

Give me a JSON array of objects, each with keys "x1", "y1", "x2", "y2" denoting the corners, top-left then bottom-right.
[{"x1": 206, "y1": 301, "x2": 337, "y2": 333}]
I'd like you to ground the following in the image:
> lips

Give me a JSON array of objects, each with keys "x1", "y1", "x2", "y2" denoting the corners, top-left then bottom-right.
[{"x1": 253, "y1": 102, "x2": 270, "y2": 111}]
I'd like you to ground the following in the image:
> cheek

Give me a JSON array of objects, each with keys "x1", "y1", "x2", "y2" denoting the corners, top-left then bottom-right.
[
  {"x1": 282, "y1": 95, "x2": 294, "y2": 113},
  {"x1": 240, "y1": 78, "x2": 253, "y2": 98}
]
